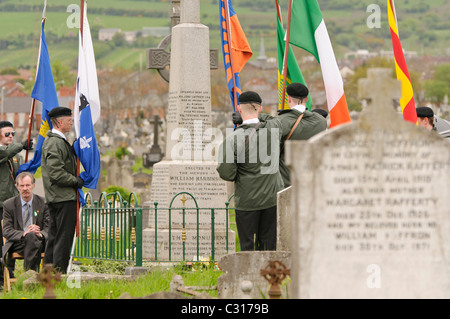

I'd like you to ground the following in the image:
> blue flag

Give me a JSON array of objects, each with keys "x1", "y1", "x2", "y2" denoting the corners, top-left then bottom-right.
[
  {"x1": 73, "y1": 95, "x2": 100, "y2": 206},
  {"x1": 18, "y1": 23, "x2": 58, "y2": 174}
]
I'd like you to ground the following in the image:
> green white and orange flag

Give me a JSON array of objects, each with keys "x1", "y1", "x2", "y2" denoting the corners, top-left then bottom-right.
[
  {"x1": 277, "y1": 12, "x2": 312, "y2": 110},
  {"x1": 289, "y1": 0, "x2": 351, "y2": 128},
  {"x1": 387, "y1": 0, "x2": 417, "y2": 124}
]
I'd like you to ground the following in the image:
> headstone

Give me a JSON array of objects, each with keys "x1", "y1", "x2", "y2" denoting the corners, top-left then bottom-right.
[
  {"x1": 276, "y1": 186, "x2": 292, "y2": 251},
  {"x1": 217, "y1": 251, "x2": 291, "y2": 299},
  {"x1": 143, "y1": 0, "x2": 233, "y2": 261},
  {"x1": 287, "y1": 68, "x2": 450, "y2": 298}
]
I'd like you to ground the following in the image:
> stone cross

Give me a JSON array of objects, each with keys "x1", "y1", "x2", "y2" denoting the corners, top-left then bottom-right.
[
  {"x1": 37, "y1": 264, "x2": 61, "y2": 299},
  {"x1": 358, "y1": 68, "x2": 401, "y2": 113},
  {"x1": 260, "y1": 260, "x2": 290, "y2": 299},
  {"x1": 143, "y1": 115, "x2": 163, "y2": 167},
  {"x1": 146, "y1": 0, "x2": 218, "y2": 83}
]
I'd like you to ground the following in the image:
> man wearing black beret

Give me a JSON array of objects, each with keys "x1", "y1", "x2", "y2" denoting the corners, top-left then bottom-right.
[
  {"x1": 233, "y1": 83, "x2": 327, "y2": 187},
  {"x1": 416, "y1": 106, "x2": 436, "y2": 132},
  {"x1": 0, "y1": 121, "x2": 33, "y2": 286},
  {"x1": 41, "y1": 106, "x2": 83, "y2": 273},
  {"x1": 217, "y1": 91, "x2": 283, "y2": 251}
]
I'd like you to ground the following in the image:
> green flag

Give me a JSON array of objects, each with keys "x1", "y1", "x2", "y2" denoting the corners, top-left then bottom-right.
[{"x1": 277, "y1": 14, "x2": 312, "y2": 110}]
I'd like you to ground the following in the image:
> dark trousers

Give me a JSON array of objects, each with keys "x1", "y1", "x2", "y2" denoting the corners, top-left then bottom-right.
[
  {"x1": 0, "y1": 207, "x2": 3, "y2": 284},
  {"x1": 235, "y1": 206, "x2": 277, "y2": 251},
  {"x1": 7, "y1": 233, "x2": 45, "y2": 275},
  {"x1": 44, "y1": 200, "x2": 77, "y2": 274}
]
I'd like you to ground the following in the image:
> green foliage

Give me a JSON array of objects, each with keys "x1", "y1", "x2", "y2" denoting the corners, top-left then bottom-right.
[
  {"x1": 104, "y1": 185, "x2": 131, "y2": 201},
  {"x1": 424, "y1": 63, "x2": 450, "y2": 103},
  {"x1": 0, "y1": 67, "x2": 19, "y2": 75},
  {"x1": 114, "y1": 146, "x2": 130, "y2": 160}
]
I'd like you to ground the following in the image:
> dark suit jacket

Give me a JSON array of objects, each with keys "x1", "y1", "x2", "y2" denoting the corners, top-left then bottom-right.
[{"x1": 2, "y1": 194, "x2": 49, "y2": 260}]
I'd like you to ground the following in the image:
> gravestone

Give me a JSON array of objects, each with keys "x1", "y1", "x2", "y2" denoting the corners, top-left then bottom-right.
[
  {"x1": 276, "y1": 186, "x2": 292, "y2": 251},
  {"x1": 217, "y1": 251, "x2": 291, "y2": 299},
  {"x1": 143, "y1": 0, "x2": 232, "y2": 261},
  {"x1": 287, "y1": 68, "x2": 450, "y2": 298}
]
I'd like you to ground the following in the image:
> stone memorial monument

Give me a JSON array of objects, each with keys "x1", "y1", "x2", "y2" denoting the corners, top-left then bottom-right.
[
  {"x1": 287, "y1": 68, "x2": 450, "y2": 298},
  {"x1": 143, "y1": 0, "x2": 233, "y2": 261}
]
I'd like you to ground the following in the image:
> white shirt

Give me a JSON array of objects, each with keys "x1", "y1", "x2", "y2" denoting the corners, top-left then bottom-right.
[
  {"x1": 51, "y1": 128, "x2": 67, "y2": 140},
  {"x1": 242, "y1": 118, "x2": 260, "y2": 125},
  {"x1": 291, "y1": 104, "x2": 306, "y2": 114}
]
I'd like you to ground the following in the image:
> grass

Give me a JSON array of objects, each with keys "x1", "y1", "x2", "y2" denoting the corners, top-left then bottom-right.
[
  {"x1": 1, "y1": 208, "x2": 239, "y2": 299},
  {"x1": 1, "y1": 259, "x2": 223, "y2": 299}
]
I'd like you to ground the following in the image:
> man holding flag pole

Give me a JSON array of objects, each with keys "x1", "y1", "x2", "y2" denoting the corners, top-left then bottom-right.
[{"x1": 67, "y1": 0, "x2": 101, "y2": 273}]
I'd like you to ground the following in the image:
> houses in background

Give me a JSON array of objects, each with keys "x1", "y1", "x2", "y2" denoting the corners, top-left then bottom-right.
[
  {"x1": 98, "y1": 27, "x2": 170, "y2": 43},
  {"x1": 0, "y1": 72, "x2": 75, "y2": 140}
]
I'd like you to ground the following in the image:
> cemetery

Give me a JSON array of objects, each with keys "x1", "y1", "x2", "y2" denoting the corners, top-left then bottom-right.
[{"x1": 1, "y1": 0, "x2": 450, "y2": 302}]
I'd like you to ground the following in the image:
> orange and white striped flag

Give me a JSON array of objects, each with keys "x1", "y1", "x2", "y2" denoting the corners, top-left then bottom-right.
[{"x1": 289, "y1": 0, "x2": 351, "y2": 128}]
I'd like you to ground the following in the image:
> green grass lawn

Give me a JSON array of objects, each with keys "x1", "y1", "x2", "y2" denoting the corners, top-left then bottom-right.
[{"x1": 1, "y1": 259, "x2": 223, "y2": 299}]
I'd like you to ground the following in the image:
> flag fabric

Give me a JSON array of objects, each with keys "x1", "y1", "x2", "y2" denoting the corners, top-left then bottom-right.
[
  {"x1": 18, "y1": 22, "x2": 59, "y2": 174},
  {"x1": 220, "y1": 0, "x2": 252, "y2": 111},
  {"x1": 277, "y1": 14, "x2": 312, "y2": 110},
  {"x1": 387, "y1": 0, "x2": 417, "y2": 124},
  {"x1": 289, "y1": 0, "x2": 351, "y2": 128},
  {"x1": 73, "y1": 3, "x2": 101, "y2": 206}
]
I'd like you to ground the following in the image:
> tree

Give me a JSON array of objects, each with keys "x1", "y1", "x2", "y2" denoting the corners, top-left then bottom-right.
[{"x1": 424, "y1": 63, "x2": 450, "y2": 104}]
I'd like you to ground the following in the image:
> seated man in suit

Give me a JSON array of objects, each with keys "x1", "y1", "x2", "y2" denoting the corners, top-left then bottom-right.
[{"x1": 2, "y1": 172, "x2": 49, "y2": 275}]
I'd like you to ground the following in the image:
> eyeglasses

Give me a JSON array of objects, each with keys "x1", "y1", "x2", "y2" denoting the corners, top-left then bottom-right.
[{"x1": 4, "y1": 131, "x2": 15, "y2": 137}]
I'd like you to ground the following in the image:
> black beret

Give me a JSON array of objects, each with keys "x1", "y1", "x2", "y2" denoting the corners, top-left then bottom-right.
[
  {"x1": 239, "y1": 91, "x2": 262, "y2": 105},
  {"x1": 48, "y1": 106, "x2": 72, "y2": 118},
  {"x1": 0, "y1": 121, "x2": 13, "y2": 129},
  {"x1": 312, "y1": 108, "x2": 328, "y2": 118},
  {"x1": 416, "y1": 106, "x2": 434, "y2": 118},
  {"x1": 286, "y1": 83, "x2": 309, "y2": 99}
]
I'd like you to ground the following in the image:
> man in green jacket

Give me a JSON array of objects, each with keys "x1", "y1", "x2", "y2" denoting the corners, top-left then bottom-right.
[
  {"x1": 233, "y1": 83, "x2": 327, "y2": 187},
  {"x1": 41, "y1": 107, "x2": 84, "y2": 273},
  {"x1": 217, "y1": 91, "x2": 283, "y2": 251},
  {"x1": 0, "y1": 120, "x2": 33, "y2": 286}
]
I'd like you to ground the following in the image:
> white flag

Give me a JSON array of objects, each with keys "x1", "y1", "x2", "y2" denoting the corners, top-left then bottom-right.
[{"x1": 74, "y1": 2, "x2": 100, "y2": 138}]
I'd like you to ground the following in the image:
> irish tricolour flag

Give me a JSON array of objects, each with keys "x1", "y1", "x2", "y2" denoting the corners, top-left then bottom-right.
[{"x1": 289, "y1": 0, "x2": 351, "y2": 128}]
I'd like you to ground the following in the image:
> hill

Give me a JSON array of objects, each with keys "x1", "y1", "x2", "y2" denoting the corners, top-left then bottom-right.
[{"x1": 0, "y1": 0, "x2": 449, "y2": 71}]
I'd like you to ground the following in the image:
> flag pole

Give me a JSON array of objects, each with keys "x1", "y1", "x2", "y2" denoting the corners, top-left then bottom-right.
[
  {"x1": 76, "y1": 0, "x2": 85, "y2": 237},
  {"x1": 68, "y1": 0, "x2": 84, "y2": 273},
  {"x1": 275, "y1": 0, "x2": 282, "y2": 24},
  {"x1": 281, "y1": 0, "x2": 293, "y2": 110},
  {"x1": 25, "y1": 1, "x2": 48, "y2": 162},
  {"x1": 223, "y1": 0, "x2": 239, "y2": 112}
]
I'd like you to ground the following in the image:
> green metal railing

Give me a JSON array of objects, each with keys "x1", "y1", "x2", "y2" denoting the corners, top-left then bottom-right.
[
  {"x1": 73, "y1": 191, "x2": 143, "y2": 266},
  {"x1": 74, "y1": 192, "x2": 235, "y2": 265},
  {"x1": 147, "y1": 192, "x2": 235, "y2": 262}
]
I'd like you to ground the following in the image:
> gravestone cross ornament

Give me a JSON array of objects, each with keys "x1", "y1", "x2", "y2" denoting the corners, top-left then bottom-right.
[
  {"x1": 146, "y1": 0, "x2": 218, "y2": 83},
  {"x1": 143, "y1": 114, "x2": 164, "y2": 167},
  {"x1": 37, "y1": 264, "x2": 62, "y2": 299},
  {"x1": 358, "y1": 68, "x2": 401, "y2": 113},
  {"x1": 260, "y1": 260, "x2": 290, "y2": 299}
]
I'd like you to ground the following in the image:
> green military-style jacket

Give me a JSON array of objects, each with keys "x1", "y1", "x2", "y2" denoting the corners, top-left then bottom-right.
[
  {"x1": 261, "y1": 109, "x2": 327, "y2": 187},
  {"x1": 41, "y1": 131, "x2": 78, "y2": 203},
  {"x1": 217, "y1": 118, "x2": 284, "y2": 211},
  {"x1": 0, "y1": 143, "x2": 22, "y2": 207}
]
